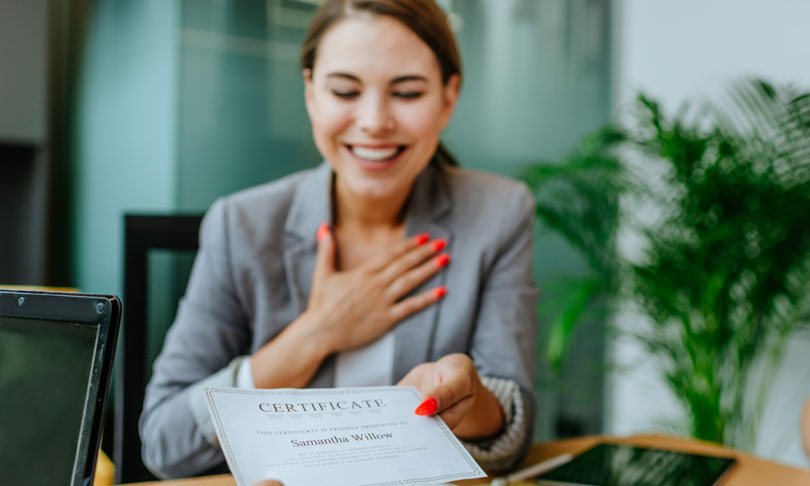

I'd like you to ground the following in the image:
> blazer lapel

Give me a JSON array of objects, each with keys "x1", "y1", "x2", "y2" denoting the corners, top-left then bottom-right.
[{"x1": 392, "y1": 166, "x2": 453, "y2": 382}]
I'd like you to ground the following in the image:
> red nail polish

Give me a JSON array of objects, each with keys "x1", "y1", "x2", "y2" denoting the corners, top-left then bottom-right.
[
  {"x1": 433, "y1": 286, "x2": 447, "y2": 299},
  {"x1": 317, "y1": 222, "x2": 329, "y2": 242},
  {"x1": 415, "y1": 233, "x2": 430, "y2": 245},
  {"x1": 415, "y1": 397, "x2": 438, "y2": 416},
  {"x1": 434, "y1": 254, "x2": 450, "y2": 268},
  {"x1": 432, "y1": 239, "x2": 447, "y2": 252}
]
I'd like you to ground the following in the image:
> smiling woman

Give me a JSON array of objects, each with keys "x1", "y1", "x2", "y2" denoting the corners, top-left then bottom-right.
[
  {"x1": 303, "y1": 13, "x2": 459, "y2": 213},
  {"x1": 139, "y1": 0, "x2": 537, "y2": 480}
]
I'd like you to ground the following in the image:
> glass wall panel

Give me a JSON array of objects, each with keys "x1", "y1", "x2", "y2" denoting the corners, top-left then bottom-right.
[
  {"x1": 441, "y1": 0, "x2": 612, "y2": 441},
  {"x1": 177, "y1": 0, "x2": 320, "y2": 210}
]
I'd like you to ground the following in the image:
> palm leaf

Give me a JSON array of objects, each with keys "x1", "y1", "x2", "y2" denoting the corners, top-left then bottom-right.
[{"x1": 521, "y1": 127, "x2": 630, "y2": 371}]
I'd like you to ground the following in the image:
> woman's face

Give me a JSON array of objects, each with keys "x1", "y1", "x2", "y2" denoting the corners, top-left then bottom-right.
[{"x1": 304, "y1": 14, "x2": 460, "y2": 203}]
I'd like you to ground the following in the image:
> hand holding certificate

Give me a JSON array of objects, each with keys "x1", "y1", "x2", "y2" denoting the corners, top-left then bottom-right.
[{"x1": 205, "y1": 386, "x2": 486, "y2": 486}]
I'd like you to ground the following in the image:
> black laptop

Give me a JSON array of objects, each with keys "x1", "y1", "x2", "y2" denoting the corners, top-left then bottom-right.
[{"x1": 0, "y1": 289, "x2": 121, "y2": 486}]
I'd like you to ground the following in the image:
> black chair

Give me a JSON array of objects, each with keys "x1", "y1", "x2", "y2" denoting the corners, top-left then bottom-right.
[{"x1": 116, "y1": 214, "x2": 203, "y2": 484}]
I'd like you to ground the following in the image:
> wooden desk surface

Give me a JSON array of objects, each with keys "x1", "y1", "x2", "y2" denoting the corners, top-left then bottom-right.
[{"x1": 123, "y1": 434, "x2": 810, "y2": 486}]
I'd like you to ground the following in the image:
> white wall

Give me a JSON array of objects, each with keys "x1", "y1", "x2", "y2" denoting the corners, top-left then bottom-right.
[{"x1": 608, "y1": 0, "x2": 810, "y2": 468}]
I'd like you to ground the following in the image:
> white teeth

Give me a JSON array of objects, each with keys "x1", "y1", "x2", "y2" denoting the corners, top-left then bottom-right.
[{"x1": 351, "y1": 146, "x2": 399, "y2": 161}]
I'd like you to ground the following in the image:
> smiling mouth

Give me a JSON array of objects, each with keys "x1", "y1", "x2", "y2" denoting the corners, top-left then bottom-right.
[{"x1": 347, "y1": 145, "x2": 406, "y2": 162}]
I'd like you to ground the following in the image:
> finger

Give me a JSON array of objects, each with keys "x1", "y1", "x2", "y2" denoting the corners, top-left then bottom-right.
[
  {"x1": 437, "y1": 394, "x2": 476, "y2": 429},
  {"x1": 386, "y1": 252, "x2": 450, "y2": 301},
  {"x1": 378, "y1": 238, "x2": 448, "y2": 285},
  {"x1": 388, "y1": 286, "x2": 447, "y2": 323},
  {"x1": 365, "y1": 232, "x2": 431, "y2": 272},
  {"x1": 395, "y1": 362, "x2": 433, "y2": 387},
  {"x1": 414, "y1": 361, "x2": 474, "y2": 417},
  {"x1": 252, "y1": 481, "x2": 284, "y2": 486},
  {"x1": 312, "y1": 222, "x2": 336, "y2": 285}
]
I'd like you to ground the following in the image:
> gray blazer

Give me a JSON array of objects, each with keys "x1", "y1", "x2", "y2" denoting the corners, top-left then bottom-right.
[{"x1": 140, "y1": 162, "x2": 537, "y2": 478}]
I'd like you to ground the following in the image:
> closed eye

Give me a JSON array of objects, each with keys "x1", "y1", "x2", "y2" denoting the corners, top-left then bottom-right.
[
  {"x1": 393, "y1": 91, "x2": 424, "y2": 100},
  {"x1": 332, "y1": 90, "x2": 360, "y2": 99}
]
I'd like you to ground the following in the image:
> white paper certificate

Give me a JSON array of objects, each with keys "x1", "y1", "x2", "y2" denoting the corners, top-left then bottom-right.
[{"x1": 205, "y1": 386, "x2": 485, "y2": 486}]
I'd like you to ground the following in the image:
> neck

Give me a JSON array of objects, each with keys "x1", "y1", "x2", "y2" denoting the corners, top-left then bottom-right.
[{"x1": 332, "y1": 176, "x2": 410, "y2": 231}]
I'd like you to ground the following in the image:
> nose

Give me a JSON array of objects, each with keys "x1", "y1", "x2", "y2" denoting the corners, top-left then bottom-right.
[{"x1": 357, "y1": 93, "x2": 395, "y2": 135}]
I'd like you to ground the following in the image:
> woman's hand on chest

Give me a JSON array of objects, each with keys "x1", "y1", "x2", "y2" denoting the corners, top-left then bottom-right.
[{"x1": 303, "y1": 224, "x2": 450, "y2": 354}]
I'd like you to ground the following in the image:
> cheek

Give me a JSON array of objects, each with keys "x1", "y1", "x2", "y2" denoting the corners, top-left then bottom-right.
[
  {"x1": 398, "y1": 102, "x2": 445, "y2": 140},
  {"x1": 311, "y1": 98, "x2": 353, "y2": 141}
]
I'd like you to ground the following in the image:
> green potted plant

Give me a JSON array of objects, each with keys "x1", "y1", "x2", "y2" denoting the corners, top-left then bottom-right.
[{"x1": 524, "y1": 79, "x2": 810, "y2": 448}]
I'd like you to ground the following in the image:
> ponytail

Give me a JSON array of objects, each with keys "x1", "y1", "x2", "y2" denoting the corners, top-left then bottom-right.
[{"x1": 431, "y1": 141, "x2": 459, "y2": 167}]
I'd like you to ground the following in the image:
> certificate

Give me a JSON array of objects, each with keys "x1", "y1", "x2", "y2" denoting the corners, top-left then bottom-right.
[{"x1": 205, "y1": 386, "x2": 486, "y2": 486}]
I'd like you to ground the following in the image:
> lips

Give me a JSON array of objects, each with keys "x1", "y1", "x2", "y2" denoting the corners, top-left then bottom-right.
[{"x1": 347, "y1": 144, "x2": 406, "y2": 162}]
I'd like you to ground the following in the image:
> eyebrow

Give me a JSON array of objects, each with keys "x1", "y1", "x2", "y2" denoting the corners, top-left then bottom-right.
[
  {"x1": 390, "y1": 75, "x2": 428, "y2": 84},
  {"x1": 326, "y1": 72, "x2": 428, "y2": 84}
]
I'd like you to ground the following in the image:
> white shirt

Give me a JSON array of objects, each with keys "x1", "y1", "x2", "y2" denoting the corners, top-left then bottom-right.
[{"x1": 236, "y1": 332, "x2": 394, "y2": 388}]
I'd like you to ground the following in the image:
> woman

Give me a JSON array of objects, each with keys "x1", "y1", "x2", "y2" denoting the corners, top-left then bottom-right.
[{"x1": 140, "y1": 0, "x2": 536, "y2": 478}]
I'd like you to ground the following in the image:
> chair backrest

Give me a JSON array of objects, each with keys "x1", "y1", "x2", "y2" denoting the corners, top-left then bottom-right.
[{"x1": 116, "y1": 214, "x2": 202, "y2": 484}]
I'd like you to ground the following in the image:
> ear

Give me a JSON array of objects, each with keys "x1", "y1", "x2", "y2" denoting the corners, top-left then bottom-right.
[
  {"x1": 438, "y1": 74, "x2": 461, "y2": 131},
  {"x1": 303, "y1": 68, "x2": 316, "y2": 121}
]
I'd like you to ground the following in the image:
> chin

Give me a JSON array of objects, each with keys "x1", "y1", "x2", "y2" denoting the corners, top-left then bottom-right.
[{"x1": 345, "y1": 177, "x2": 406, "y2": 201}]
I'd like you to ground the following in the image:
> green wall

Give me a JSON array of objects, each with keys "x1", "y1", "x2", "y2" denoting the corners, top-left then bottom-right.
[{"x1": 72, "y1": 0, "x2": 179, "y2": 296}]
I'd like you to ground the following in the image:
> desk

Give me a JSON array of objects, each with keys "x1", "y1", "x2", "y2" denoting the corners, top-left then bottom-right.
[{"x1": 122, "y1": 434, "x2": 810, "y2": 486}]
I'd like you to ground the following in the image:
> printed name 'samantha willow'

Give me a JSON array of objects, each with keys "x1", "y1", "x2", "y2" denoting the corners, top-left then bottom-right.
[{"x1": 139, "y1": 0, "x2": 537, "y2": 478}]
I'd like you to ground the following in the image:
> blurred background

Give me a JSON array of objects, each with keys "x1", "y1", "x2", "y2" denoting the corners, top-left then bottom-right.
[{"x1": 1, "y1": 0, "x2": 809, "y2": 475}]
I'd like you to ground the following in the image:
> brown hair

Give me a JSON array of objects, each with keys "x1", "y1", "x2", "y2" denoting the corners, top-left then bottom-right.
[{"x1": 301, "y1": 0, "x2": 461, "y2": 166}]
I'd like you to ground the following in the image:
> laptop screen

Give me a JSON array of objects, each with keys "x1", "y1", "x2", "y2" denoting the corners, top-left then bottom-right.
[{"x1": 0, "y1": 291, "x2": 120, "y2": 486}]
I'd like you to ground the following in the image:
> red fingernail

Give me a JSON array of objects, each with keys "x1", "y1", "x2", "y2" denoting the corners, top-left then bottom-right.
[
  {"x1": 432, "y1": 239, "x2": 447, "y2": 252},
  {"x1": 433, "y1": 286, "x2": 447, "y2": 299},
  {"x1": 415, "y1": 233, "x2": 430, "y2": 245},
  {"x1": 317, "y1": 222, "x2": 329, "y2": 242},
  {"x1": 415, "y1": 397, "x2": 438, "y2": 416},
  {"x1": 434, "y1": 254, "x2": 450, "y2": 268}
]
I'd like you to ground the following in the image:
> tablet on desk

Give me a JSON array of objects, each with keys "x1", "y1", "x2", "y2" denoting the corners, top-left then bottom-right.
[{"x1": 534, "y1": 443, "x2": 736, "y2": 486}]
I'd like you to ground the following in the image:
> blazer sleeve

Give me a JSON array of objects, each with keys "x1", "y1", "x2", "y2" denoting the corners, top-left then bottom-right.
[
  {"x1": 466, "y1": 183, "x2": 537, "y2": 471},
  {"x1": 139, "y1": 197, "x2": 251, "y2": 479}
]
